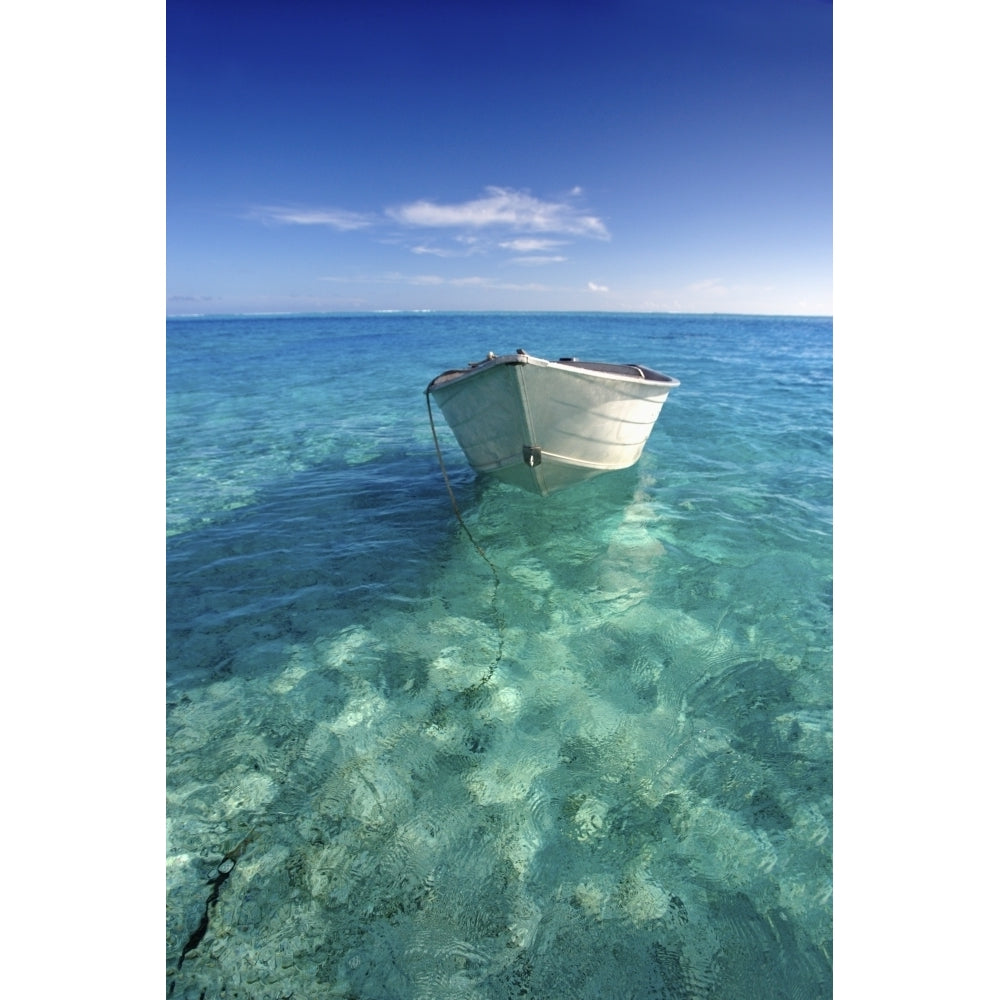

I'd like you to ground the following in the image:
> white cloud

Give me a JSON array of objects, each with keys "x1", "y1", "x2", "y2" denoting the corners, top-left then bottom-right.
[
  {"x1": 588, "y1": 281, "x2": 609, "y2": 292},
  {"x1": 320, "y1": 271, "x2": 553, "y2": 293},
  {"x1": 409, "y1": 274, "x2": 495, "y2": 288},
  {"x1": 499, "y1": 238, "x2": 567, "y2": 252},
  {"x1": 387, "y1": 186, "x2": 609, "y2": 238},
  {"x1": 251, "y1": 189, "x2": 609, "y2": 250},
  {"x1": 252, "y1": 205, "x2": 373, "y2": 231},
  {"x1": 511, "y1": 255, "x2": 568, "y2": 266},
  {"x1": 412, "y1": 274, "x2": 546, "y2": 290},
  {"x1": 409, "y1": 237, "x2": 487, "y2": 258}
]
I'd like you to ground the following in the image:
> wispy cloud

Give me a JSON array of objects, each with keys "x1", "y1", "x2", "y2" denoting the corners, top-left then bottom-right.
[
  {"x1": 511, "y1": 255, "x2": 568, "y2": 266},
  {"x1": 588, "y1": 281, "x2": 609, "y2": 292},
  {"x1": 408, "y1": 237, "x2": 488, "y2": 258},
  {"x1": 499, "y1": 238, "x2": 567, "y2": 252},
  {"x1": 251, "y1": 205, "x2": 374, "y2": 231},
  {"x1": 321, "y1": 271, "x2": 552, "y2": 292},
  {"x1": 250, "y1": 188, "x2": 608, "y2": 268},
  {"x1": 387, "y1": 186, "x2": 609, "y2": 238},
  {"x1": 411, "y1": 244, "x2": 462, "y2": 257}
]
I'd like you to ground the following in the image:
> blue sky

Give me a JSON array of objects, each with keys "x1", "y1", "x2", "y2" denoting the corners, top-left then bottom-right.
[{"x1": 168, "y1": 0, "x2": 831, "y2": 315}]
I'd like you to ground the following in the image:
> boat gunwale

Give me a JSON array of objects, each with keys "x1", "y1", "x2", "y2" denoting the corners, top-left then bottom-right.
[{"x1": 426, "y1": 351, "x2": 679, "y2": 394}]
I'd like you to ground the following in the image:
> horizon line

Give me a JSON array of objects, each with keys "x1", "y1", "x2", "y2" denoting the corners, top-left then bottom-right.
[{"x1": 167, "y1": 308, "x2": 833, "y2": 320}]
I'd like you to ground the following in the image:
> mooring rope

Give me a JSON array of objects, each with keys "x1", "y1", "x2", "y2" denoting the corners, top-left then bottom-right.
[{"x1": 425, "y1": 389, "x2": 504, "y2": 692}]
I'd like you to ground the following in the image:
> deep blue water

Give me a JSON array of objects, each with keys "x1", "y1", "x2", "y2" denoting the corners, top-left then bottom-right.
[{"x1": 167, "y1": 312, "x2": 832, "y2": 999}]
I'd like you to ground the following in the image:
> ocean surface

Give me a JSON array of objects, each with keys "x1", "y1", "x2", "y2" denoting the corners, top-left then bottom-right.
[{"x1": 166, "y1": 312, "x2": 832, "y2": 999}]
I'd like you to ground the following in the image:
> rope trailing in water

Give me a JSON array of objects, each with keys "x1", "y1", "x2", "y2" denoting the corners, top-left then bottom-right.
[{"x1": 425, "y1": 389, "x2": 504, "y2": 693}]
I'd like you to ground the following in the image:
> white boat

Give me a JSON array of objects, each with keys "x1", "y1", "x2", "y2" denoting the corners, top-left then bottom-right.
[{"x1": 426, "y1": 349, "x2": 680, "y2": 495}]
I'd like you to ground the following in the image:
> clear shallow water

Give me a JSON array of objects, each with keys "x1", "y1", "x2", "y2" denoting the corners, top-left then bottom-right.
[{"x1": 166, "y1": 313, "x2": 832, "y2": 998}]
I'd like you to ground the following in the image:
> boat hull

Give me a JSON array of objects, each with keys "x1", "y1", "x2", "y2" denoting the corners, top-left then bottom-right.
[{"x1": 427, "y1": 352, "x2": 679, "y2": 495}]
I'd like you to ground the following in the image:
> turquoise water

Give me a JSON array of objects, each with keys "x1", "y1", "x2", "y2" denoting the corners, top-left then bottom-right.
[{"x1": 166, "y1": 312, "x2": 832, "y2": 998}]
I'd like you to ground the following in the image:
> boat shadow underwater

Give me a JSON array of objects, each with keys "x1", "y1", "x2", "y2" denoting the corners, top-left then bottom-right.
[{"x1": 166, "y1": 436, "x2": 672, "y2": 697}]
